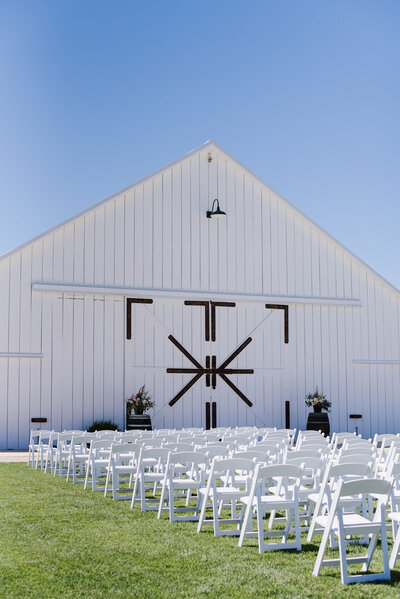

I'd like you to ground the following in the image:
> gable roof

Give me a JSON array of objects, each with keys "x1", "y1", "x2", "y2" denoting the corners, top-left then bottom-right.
[{"x1": 1, "y1": 139, "x2": 399, "y2": 297}]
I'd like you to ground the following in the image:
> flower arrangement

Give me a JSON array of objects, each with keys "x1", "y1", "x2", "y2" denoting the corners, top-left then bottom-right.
[
  {"x1": 305, "y1": 386, "x2": 331, "y2": 412},
  {"x1": 127, "y1": 385, "x2": 154, "y2": 416}
]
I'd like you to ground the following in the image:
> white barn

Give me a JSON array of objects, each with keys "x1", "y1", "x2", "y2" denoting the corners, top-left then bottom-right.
[{"x1": 1, "y1": 140, "x2": 399, "y2": 449}]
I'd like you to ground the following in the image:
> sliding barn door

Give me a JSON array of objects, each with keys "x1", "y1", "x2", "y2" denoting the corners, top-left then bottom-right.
[{"x1": 125, "y1": 298, "x2": 288, "y2": 429}]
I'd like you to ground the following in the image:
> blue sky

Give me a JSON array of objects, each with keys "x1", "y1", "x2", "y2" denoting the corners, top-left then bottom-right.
[{"x1": 0, "y1": 1, "x2": 399, "y2": 288}]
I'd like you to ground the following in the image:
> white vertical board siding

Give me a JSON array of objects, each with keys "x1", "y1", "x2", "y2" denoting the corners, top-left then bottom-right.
[
  {"x1": 2, "y1": 142, "x2": 400, "y2": 447},
  {"x1": 0, "y1": 259, "x2": 10, "y2": 447}
]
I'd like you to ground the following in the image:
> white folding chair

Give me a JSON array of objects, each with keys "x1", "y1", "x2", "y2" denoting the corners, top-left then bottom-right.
[
  {"x1": 84, "y1": 439, "x2": 114, "y2": 491},
  {"x1": 197, "y1": 457, "x2": 255, "y2": 536},
  {"x1": 43, "y1": 431, "x2": 59, "y2": 474},
  {"x1": 158, "y1": 451, "x2": 208, "y2": 522},
  {"x1": 66, "y1": 433, "x2": 96, "y2": 483},
  {"x1": 312, "y1": 478, "x2": 392, "y2": 584},
  {"x1": 104, "y1": 443, "x2": 140, "y2": 500},
  {"x1": 307, "y1": 461, "x2": 373, "y2": 545},
  {"x1": 27, "y1": 429, "x2": 40, "y2": 467},
  {"x1": 34, "y1": 430, "x2": 53, "y2": 470},
  {"x1": 54, "y1": 432, "x2": 75, "y2": 477},
  {"x1": 131, "y1": 447, "x2": 170, "y2": 511},
  {"x1": 238, "y1": 463, "x2": 303, "y2": 552}
]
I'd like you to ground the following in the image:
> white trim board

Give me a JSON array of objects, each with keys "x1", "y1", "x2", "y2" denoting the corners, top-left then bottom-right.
[
  {"x1": 0, "y1": 353, "x2": 43, "y2": 358},
  {"x1": 32, "y1": 282, "x2": 362, "y2": 307},
  {"x1": 353, "y1": 360, "x2": 400, "y2": 365}
]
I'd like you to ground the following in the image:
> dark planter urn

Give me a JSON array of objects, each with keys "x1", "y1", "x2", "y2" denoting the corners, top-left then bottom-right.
[{"x1": 313, "y1": 405, "x2": 322, "y2": 413}]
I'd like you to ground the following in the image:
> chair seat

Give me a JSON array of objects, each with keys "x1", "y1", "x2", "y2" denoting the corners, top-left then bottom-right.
[
  {"x1": 316, "y1": 513, "x2": 382, "y2": 536},
  {"x1": 169, "y1": 478, "x2": 201, "y2": 489},
  {"x1": 142, "y1": 472, "x2": 165, "y2": 482},
  {"x1": 241, "y1": 495, "x2": 296, "y2": 509},
  {"x1": 114, "y1": 465, "x2": 136, "y2": 474},
  {"x1": 389, "y1": 512, "x2": 400, "y2": 523}
]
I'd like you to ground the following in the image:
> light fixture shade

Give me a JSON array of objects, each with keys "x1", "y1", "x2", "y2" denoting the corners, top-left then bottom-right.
[{"x1": 207, "y1": 199, "x2": 226, "y2": 218}]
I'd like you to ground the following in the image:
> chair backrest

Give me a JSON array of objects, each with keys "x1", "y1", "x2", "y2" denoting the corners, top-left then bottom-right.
[
  {"x1": 163, "y1": 442, "x2": 194, "y2": 452},
  {"x1": 210, "y1": 457, "x2": 255, "y2": 484},
  {"x1": 137, "y1": 446, "x2": 171, "y2": 469},
  {"x1": 335, "y1": 477, "x2": 392, "y2": 501},
  {"x1": 233, "y1": 450, "x2": 269, "y2": 463},
  {"x1": 89, "y1": 438, "x2": 114, "y2": 455},
  {"x1": 58, "y1": 432, "x2": 75, "y2": 447},
  {"x1": 342, "y1": 438, "x2": 372, "y2": 451},
  {"x1": 252, "y1": 462, "x2": 304, "y2": 499},
  {"x1": 284, "y1": 455, "x2": 323, "y2": 469},
  {"x1": 285, "y1": 449, "x2": 322, "y2": 460},
  {"x1": 96, "y1": 431, "x2": 118, "y2": 439},
  {"x1": 195, "y1": 445, "x2": 230, "y2": 460},
  {"x1": 38, "y1": 430, "x2": 52, "y2": 443},
  {"x1": 166, "y1": 451, "x2": 208, "y2": 466},
  {"x1": 373, "y1": 433, "x2": 399, "y2": 447},
  {"x1": 202, "y1": 433, "x2": 221, "y2": 443},
  {"x1": 254, "y1": 462, "x2": 303, "y2": 480},
  {"x1": 110, "y1": 442, "x2": 140, "y2": 458},
  {"x1": 179, "y1": 435, "x2": 205, "y2": 445},
  {"x1": 336, "y1": 453, "x2": 374, "y2": 466},
  {"x1": 141, "y1": 439, "x2": 164, "y2": 448},
  {"x1": 118, "y1": 432, "x2": 142, "y2": 442},
  {"x1": 161, "y1": 434, "x2": 182, "y2": 443}
]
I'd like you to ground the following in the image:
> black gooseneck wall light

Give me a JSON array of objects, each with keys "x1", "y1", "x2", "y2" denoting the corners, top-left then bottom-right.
[{"x1": 206, "y1": 199, "x2": 226, "y2": 219}]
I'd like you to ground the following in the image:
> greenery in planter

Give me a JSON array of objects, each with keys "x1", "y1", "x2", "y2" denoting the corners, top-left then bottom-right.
[
  {"x1": 305, "y1": 386, "x2": 331, "y2": 412},
  {"x1": 127, "y1": 385, "x2": 154, "y2": 416},
  {"x1": 86, "y1": 420, "x2": 120, "y2": 432}
]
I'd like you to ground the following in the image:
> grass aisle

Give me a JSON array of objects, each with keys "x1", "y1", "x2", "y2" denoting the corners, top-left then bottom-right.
[{"x1": 1, "y1": 464, "x2": 400, "y2": 598}]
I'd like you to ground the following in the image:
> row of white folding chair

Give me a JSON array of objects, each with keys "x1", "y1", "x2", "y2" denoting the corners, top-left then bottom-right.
[{"x1": 131, "y1": 446, "x2": 266, "y2": 516}]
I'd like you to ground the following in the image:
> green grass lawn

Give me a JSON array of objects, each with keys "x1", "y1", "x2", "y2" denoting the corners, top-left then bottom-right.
[{"x1": 1, "y1": 464, "x2": 400, "y2": 599}]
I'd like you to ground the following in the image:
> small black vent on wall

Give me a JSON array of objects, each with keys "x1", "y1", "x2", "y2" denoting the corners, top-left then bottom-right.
[{"x1": 31, "y1": 418, "x2": 47, "y2": 423}]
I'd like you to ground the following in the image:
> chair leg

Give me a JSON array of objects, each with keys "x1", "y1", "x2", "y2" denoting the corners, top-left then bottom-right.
[
  {"x1": 157, "y1": 479, "x2": 166, "y2": 517},
  {"x1": 293, "y1": 504, "x2": 302, "y2": 551},
  {"x1": 197, "y1": 491, "x2": 209, "y2": 533},
  {"x1": 257, "y1": 501, "x2": 265, "y2": 554},
  {"x1": 338, "y1": 520, "x2": 349, "y2": 585},
  {"x1": 213, "y1": 495, "x2": 221, "y2": 536},
  {"x1": 84, "y1": 461, "x2": 91, "y2": 490},
  {"x1": 313, "y1": 521, "x2": 333, "y2": 577},
  {"x1": 238, "y1": 502, "x2": 253, "y2": 547},
  {"x1": 390, "y1": 524, "x2": 400, "y2": 569}
]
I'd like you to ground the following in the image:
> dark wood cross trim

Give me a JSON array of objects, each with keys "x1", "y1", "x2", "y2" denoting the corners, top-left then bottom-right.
[
  {"x1": 184, "y1": 300, "x2": 235, "y2": 342},
  {"x1": 126, "y1": 298, "x2": 153, "y2": 340},
  {"x1": 167, "y1": 336, "x2": 254, "y2": 407},
  {"x1": 210, "y1": 301, "x2": 236, "y2": 342},
  {"x1": 265, "y1": 304, "x2": 289, "y2": 343},
  {"x1": 184, "y1": 301, "x2": 210, "y2": 341}
]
